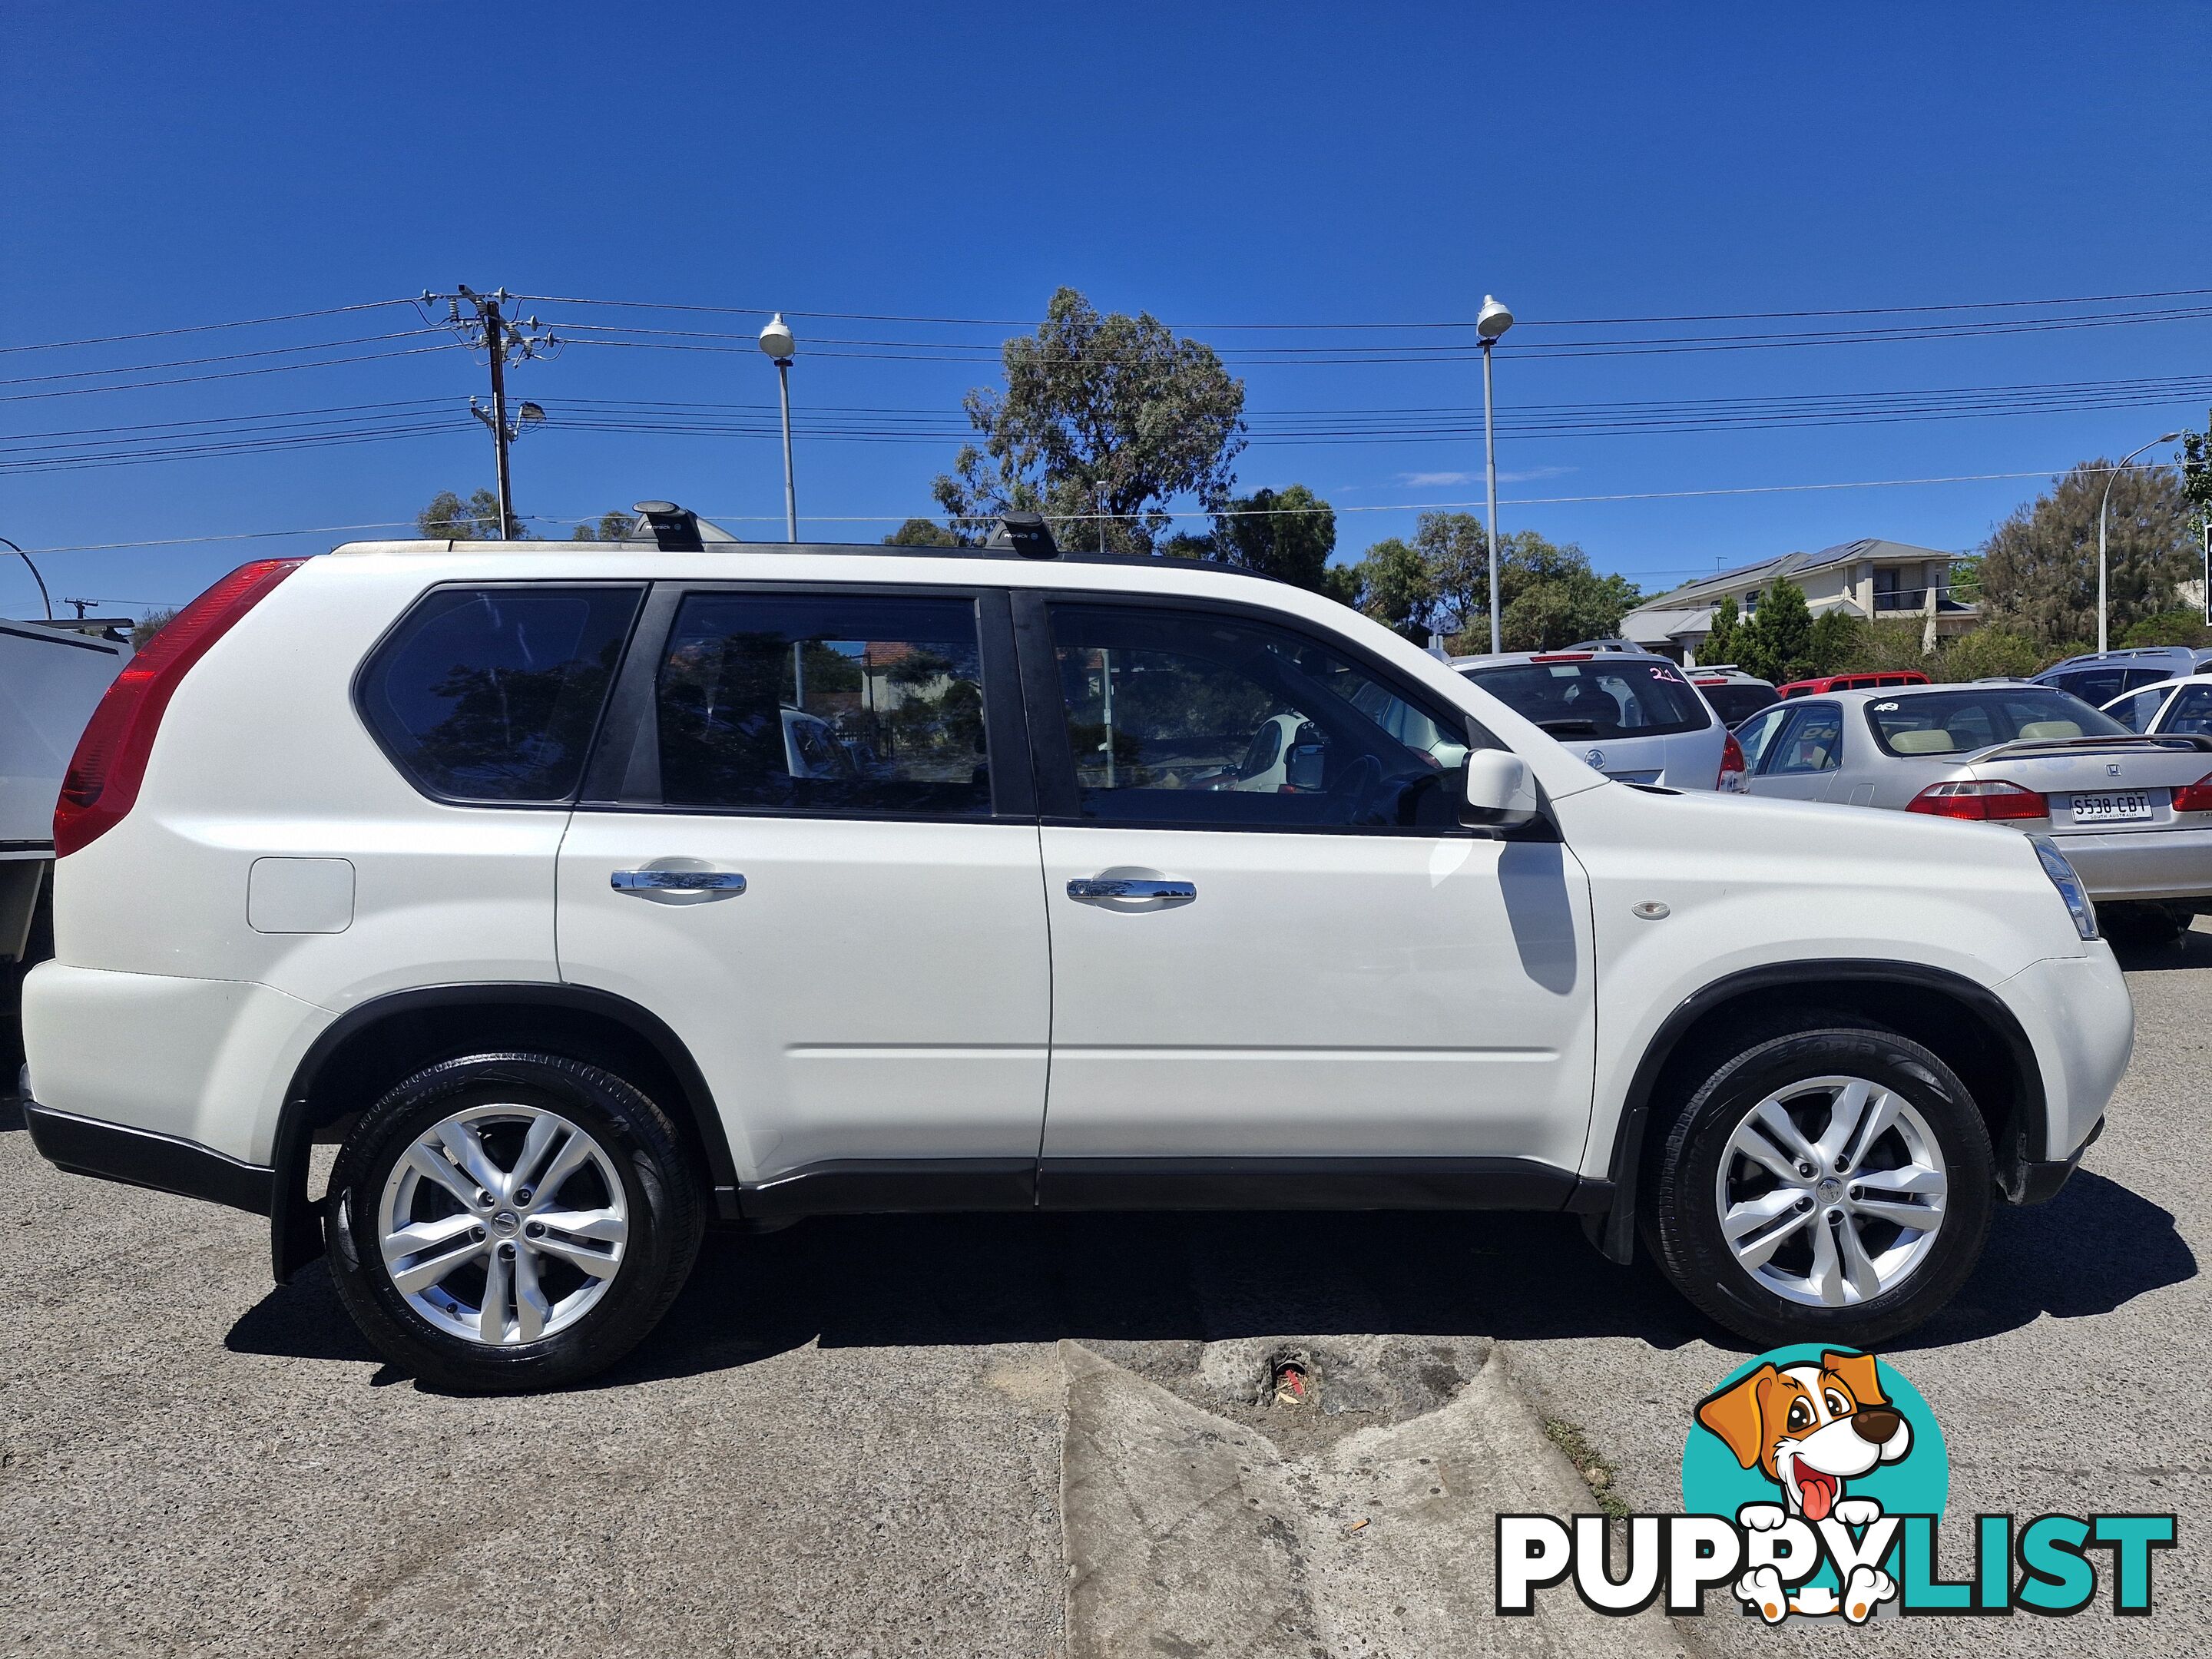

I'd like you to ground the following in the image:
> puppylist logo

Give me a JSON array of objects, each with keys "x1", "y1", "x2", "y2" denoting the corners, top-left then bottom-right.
[{"x1": 1498, "y1": 1346, "x2": 2174, "y2": 1623}]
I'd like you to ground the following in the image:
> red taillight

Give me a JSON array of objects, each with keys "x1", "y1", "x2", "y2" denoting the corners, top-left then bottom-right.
[
  {"x1": 55, "y1": 558, "x2": 303, "y2": 857},
  {"x1": 2174, "y1": 773, "x2": 2212, "y2": 813},
  {"x1": 1529, "y1": 652, "x2": 1594, "y2": 663},
  {"x1": 1718, "y1": 731, "x2": 1746, "y2": 790},
  {"x1": 1906, "y1": 779, "x2": 2048, "y2": 821}
]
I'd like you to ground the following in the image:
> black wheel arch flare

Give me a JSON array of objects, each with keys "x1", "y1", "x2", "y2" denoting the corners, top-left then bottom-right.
[
  {"x1": 1587, "y1": 958, "x2": 2048, "y2": 1265},
  {"x1": 270, "y1": 982, "x2": 740, "y2": 1283}
]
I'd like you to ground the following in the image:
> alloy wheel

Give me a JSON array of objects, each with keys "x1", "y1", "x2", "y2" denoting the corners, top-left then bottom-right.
[
  {"x1": 376, "y1": 1104, "x2": 630, "y2": 1345},
  {"x1": 1712, "y1": 1074, "x2": 1948, "y2": 1308}
]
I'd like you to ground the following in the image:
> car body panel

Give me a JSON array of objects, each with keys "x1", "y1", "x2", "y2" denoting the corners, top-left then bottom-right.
[
  {"x1": 1450, "y1": 650, "x2": 1724, "y2": 789},
  {"x1": 1736, "y1": 682, "x2": 2212, "y2": 899},
  {"x1": 17, "y1": 540, "x2": 2136, "y2": 1280}
]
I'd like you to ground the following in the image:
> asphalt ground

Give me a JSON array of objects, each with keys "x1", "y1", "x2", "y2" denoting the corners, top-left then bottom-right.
[{"x1": 0, "y1": 925, "x2": 2203, "y2": 1656}]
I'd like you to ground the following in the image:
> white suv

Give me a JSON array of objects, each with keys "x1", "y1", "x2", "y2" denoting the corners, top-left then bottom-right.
[{"x1": 21, "y1": 528, "x2": 2134, "y2": 1389}]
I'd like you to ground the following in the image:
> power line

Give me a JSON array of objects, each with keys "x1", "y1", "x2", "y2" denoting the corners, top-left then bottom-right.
[
  {"x1": 515, "y1": 284, "x2": 2212, "y2": 331},
  {"x1": 0, "y1": 298, "x2": 419, "y2": 356},
  {"x1": 2, "y1": 463, "x2": 2149, "y2": 556},
  {"x1": 0, "y1": 329, "x2": 445, "y2": 389},
  {"x1": 0, "y1": 343, "x2": 464, "y2": 405}
]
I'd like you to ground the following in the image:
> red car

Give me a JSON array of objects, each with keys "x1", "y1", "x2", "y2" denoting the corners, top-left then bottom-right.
[{"x1": 1776, "y1": 670, "x2": 1930, "y2": 699}]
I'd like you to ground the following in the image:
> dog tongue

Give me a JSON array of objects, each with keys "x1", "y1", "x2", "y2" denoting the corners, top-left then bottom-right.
[{"x1": 1799, "y1": 1470, "x2": 1838, "y2": 1522}]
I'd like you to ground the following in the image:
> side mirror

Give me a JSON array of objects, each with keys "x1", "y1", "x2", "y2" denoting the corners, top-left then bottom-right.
[
  {"x1": 1284, "y1": 738, "x2": 1328, "y2": 792},
  {"x1": 1462, "y1": 749, "x2": 1537, "y2": 827}
]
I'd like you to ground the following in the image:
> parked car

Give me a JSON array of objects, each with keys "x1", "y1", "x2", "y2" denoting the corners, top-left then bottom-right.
[
  {"x1": 1450, "y1": 648, "x2": 1733, "y2": 790},
  {"x1": 23, "y1": 528, "x2": 2131, "y2": 1388},
  {"x1": 2035, "y1": 646, "x2": 2212, "y2": 710},
  {"x1": 1777, "y1": 670, "x2": 1930, "y2": 699},
  {"x1": 1686, "y1": 663, "x2": 1780, "y2": 725},
  {"x1": 2101, "y1": 674, "x2": 2212, "y2": 740},
  {"x1": 1734, "y1": 680, "x2": 2212, "y2": 935},
  {"x1": 0, "y1": 616, "x2": 133, "y2": 1062}
]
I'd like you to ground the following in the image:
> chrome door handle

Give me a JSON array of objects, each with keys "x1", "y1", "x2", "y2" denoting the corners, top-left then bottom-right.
[
  {"x1": 611, "y1": 869, "x2": 747, "y2": 895},
  {"x1": 1066, "y1": 877, "x2": 1196, "y2": 902}
]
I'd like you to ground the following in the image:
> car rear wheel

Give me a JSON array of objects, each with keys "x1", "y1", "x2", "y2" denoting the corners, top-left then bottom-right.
[
  {"x1": 326, "y1": 1052, "x2": 704, "y2": 1391},
  {"x1": 1646, "y1": 1019, "x2": 1992, "y2": 1349}
]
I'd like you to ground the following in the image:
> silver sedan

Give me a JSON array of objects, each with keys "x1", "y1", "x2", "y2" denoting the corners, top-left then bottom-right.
[{"x1": 1733, "y1": 682, "x2": 2212, "y2": 930}]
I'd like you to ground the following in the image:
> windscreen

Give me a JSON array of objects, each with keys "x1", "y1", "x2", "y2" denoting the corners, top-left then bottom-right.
[
  {"x1": 1863, "y1": 687, "x2": 2131, "y2": 757},
  {"x1": 1699, "y1": 682, "x2": 1780, "y2": 725},
  {"x1": 1460, "y1": 657, "x2": 1711, "y2": 738}
]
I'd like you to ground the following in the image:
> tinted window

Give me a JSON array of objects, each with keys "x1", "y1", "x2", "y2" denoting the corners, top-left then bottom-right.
[
  {"x1": 2046, "y1": 667, "x2": 2172, "y2": 706},
  {"x1": 1045, "y1": 603, "x2": 1472, "y2": 830},
  {"x1": 1766, "y1": 704, "x2": 1843, "y2": 774},
  {"x1": 1865, "y1": 688, "x2": 2128, "y2": 757},
  {"x1": 360, "y1": 585, "x2": 641, "y2": 802},
  {"x1": 2162, "y1": 685, "x2": 2212, "y2": 737},
  {"x1": 657, "y1": 591, "x2": 989, "y2": 816},
  {"x1": 1700, "y1": 683, "x2": 1779, "y2": 724},
  {"x1": 1461, "y1": 658, "x2": 1711, "y2": 737},
  {"x1": 2106, "y1": 687, "x2": 2170, "y2": 733}
]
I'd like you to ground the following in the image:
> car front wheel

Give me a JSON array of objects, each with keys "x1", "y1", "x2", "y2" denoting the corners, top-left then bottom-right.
[
  {"x1": 326, "y1": 1051, "x2": 704, "y2": 1391},
  {"x1": 1647, "y1": 1019, "x2": 1993, "y2": 1349}
]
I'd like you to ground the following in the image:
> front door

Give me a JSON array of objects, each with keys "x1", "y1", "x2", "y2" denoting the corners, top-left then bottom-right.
[
  {"x1": 557, "y1": 584, "x2": 1051, "y2": 1204},
  {"x1": 1020, "y1": 596, "x2": 1598, "y2": 1189}
]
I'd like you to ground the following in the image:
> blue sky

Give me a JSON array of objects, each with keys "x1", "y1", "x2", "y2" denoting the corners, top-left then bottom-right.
[{"x1": 2, "y1": 2, "x2": 2208, "y2": 620}]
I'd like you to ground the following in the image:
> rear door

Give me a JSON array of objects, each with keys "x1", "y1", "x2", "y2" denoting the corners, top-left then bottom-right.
[
  {"x1": 1022, "y1": 594, "x2": 1598, "y2": 1185},
  {"x1": 556, "y1": 582, "x2": 1051, "y2": 1204}
]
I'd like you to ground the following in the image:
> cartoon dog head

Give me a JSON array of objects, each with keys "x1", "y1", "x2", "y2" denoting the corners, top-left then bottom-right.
[{"x1": 1695, "y1": 1350, "x2": 1911, "y2": 1522}]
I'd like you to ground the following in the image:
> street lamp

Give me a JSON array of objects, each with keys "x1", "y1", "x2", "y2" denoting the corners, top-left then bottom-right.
[
  {"x1": 759, "y1": 313, "x2": 798, "y2": 542},
  {"x1": 1477, "y1": 294, "x2": 1514, "y2": 654},
  {"x1": 2098, "y1": 431, "x2": 2182, "y2": 654}
]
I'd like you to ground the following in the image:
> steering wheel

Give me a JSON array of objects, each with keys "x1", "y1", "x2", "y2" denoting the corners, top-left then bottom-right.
[{"x1": 1324, "y1": 753, "x2": 1386, "y2": 824}]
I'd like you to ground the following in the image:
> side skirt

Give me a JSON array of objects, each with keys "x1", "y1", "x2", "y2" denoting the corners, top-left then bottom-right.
[{"x1": 735, "y1": 1156, "x2": 1608, "y2": 1221}]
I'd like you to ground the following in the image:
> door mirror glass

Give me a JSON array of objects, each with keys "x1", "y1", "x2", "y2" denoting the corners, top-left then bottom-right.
[
  {"x1": 1462, "y1": 749, "x2": 1535, "y2": 826},
  {"x1": 1283, "y1": 739, "x2": 1328, "y2": 792}
]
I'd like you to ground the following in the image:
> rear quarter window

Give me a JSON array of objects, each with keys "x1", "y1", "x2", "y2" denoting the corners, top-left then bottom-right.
[{"x1": 358, "y1": 584, "x2": 643, "y2": 802}]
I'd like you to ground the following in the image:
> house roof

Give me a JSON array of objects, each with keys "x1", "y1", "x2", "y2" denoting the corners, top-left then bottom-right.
[{"x1": 1620, "y1": 538, "x2": 1953, "y2": 637}]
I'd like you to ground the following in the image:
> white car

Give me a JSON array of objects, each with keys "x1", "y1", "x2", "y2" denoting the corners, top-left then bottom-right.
[
  {"x1": 2104, "y1": 674, "x2": 2212, "y2": 741},
  {"x1": 1450, "y1": 647, "x2": 1737, "y2": 790},
  {"x1": 22, "y1": 525, "x2": 2132, "y2": 1389}
]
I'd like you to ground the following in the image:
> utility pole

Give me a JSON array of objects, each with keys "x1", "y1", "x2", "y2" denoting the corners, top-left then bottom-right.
[
  {"x1": 422, "y1": 287, "x2": 558, "y2": 538},
  {"x1": 482, "y1": 297, "x2": 512, "y2": 534}
]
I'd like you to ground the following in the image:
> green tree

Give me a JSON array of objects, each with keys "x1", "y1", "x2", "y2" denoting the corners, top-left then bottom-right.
[
  {"x1": 1159, "y1": 530, "x2": 1217, "y2": 560},
  {"x1": 1346, "y1": 536, "x2": 1435, "y2": 640},
  {"x1": 2119, "y1": 609, "x2": 2211, "y2": 648},
  {"x1": 419, "y1": 487, "x2": 524, "y2": 541},
  {"x1": 1835, "y1": 617, "x2": 1932, "y2": 674},
  {"x1": 1211, "y1": 484, "x2": 1336, "y2": 591},
  {"x1": 932, "y1": 287, "x2": 1247, "y2": 555},
  {"x1": 1805, "y1": 608, "x2": 1863, "y2": 674},
  {"x1": 1700, "y1": 597, "x2": 1741, "y2": 666},
  {"x1": 1935, "y1": 626, "x2": 2044, "y2": 682},
  {"x1": 1979, "y1": 459, "x2": 2195, "y2": 645},
  {"x1": 570, "y1": 509, "x2": 636, "y2": 541},
  {"x1": 1496, "y1": 545, "x2": 1641, "y2": 651},
  {"x1": 883, "y1": 517, "x2": 959, "y2": 547},
  {"x1": 1320, "y1": 562, "x2": 1363, "y2": 608},
  {"x1": 1736, "y1": 578, "x2": 1816, "y2": 684}
]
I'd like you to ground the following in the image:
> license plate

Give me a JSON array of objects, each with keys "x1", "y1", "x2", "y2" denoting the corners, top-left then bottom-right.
[{"x1": 2071, "y1": 791, "x2": 2152, "y2": 823}]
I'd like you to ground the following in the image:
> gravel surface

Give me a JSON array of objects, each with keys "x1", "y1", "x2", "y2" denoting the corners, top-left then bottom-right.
[{"x1": 0, "y1": 926, "x2": 2200, "y2": 1655}]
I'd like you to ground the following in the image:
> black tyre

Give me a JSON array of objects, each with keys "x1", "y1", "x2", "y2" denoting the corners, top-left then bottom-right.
[
  {"x1": 1646, "y1": 1019, "x2": 1992, "y2": 1349},
  {"x1": 2098, "y1": 902, "x2": 2188, "y2": 948},
  {"x1": 326, "y1": 1052, "x2": 704, "y2": 1391}
]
